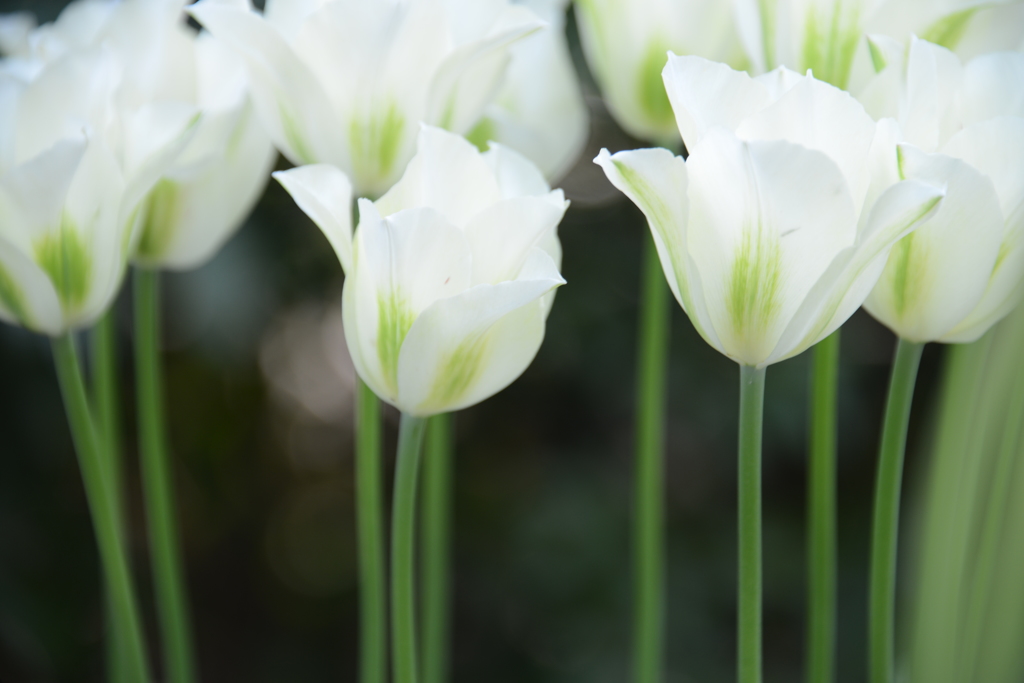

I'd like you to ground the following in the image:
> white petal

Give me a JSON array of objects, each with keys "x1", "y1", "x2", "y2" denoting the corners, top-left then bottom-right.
[
  {"x1": 0, "y1": 230, "x2": 63, "y2": 335},
  {"x1": 684, "y1": 129, "x2": 857, "y2": 366},
  {"x1": 961, "y1": 51, "x2": 1024, "y2": 125},
  {"x1": 426, "y1": 5, "x2": 542, "y2": 135},
  {"x1": 902, "y1": 36, "x2": 964, "y2": 152},
  {"x1": 736, "y1": 73, "x2": 876, "y2": 210},
  {"x1": 768, "y1": 178, "x2": 944, "y2": 364},
  {"x1": 661, "y1": 53, "x2": 771, "y2": 152},
  {"x1": 482, "y1": 141, "x2": 551, "y2": 198},
  {"x1": 865, "y1": 145, "x2": 1004, "y2": 341},
  {"x1": 375, "y1": 126, "x2": 501, "y2": 227},
  {"x1": 187, "y1": 1, "x2": 344, "y2": 167},
  {"x1": 462, "y1": 194, "x2": 567, "y2": 285},
  {"x1": 348, "y1": 202, "x2": 472, "y2": 398},
  {"x1": 263, "y1": 0, "x2": 324, "y2": 41},
  {"x1": 0, "y1": 136, "x2": 86, "y2": 245},
  {"x1": 396, "y1": 247, "x2": 563, "y2": 416},
  {"x1": 0, "y1": 11, "x2": 35, "y2": 57},
  {"x1": 273, "y1": 163, "x2": 354, "y2": 274}
]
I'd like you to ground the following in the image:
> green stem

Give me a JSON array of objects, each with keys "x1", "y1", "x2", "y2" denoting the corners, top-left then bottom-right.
[
  {"x1": 634, "y1": 230, "x2": 670, "y2": 683},
  {"x1": 959, "y1": 349, "x2": 1024, "y2": 679},
  {"x1": 134, "y1": 268, "x2": 197, "y2": 683},
  {"x1": 739, "y1": 365, "x2": 766, "y2": 683},
  {"x1": 807, "y1": 332, "x2": 839, "y2": 683},
  {"x1": 421, "y1": 413, "x2": 453, "y2": 683},
  {"x1": 356, "y1": 379, "x2": 386, "y2": 683},
  {"x1": 868, "y1": 339, "x2": 924, "y2": 683},
  {"x1": 392, "y1": 414, "x2": 428, "y2": 683},
  {"x1": 90, "y1": 311, "x2": 131, "y2": 683},
  {"x1": 52, "y1": 334, "x2": 151, "y2": 682}
]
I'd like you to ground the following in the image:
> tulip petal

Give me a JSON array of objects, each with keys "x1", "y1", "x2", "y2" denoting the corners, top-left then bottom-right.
[
  {"x1": 768, "y1": 178, "x2": 944, "y2": 364},
  {"x1": 462, "y1": 195, "x2": 567, "y2": 285},
  {"x1": 273, "y1": 163, "x2": 355, "y2": 274},
  {"x1": 482, "y1": 141, "x2": 552, "y2": 199},
  {"x1": 346, "y1": 202, "x2": 472, "y2": 400},
  {"x1": 938, "y1": 117, "x2": 1024, "y2": 342},
  {"x1": 685, "y1": 129, "x2": 857, "y2": 365},
  {"x1": 902, "y1": 37, "x2": 964, "y2": 152},
  {"x1": 375, "y1": 126, "x2": 502, "y2": 227},
  {"x1": 962, "y1": 51, "x2": 1024, "y2": 125},
  {"x1": 593, "y1": 146, "x2": 719, "y2": 348},
  {"x1": 661, "y1": 54, "x2": 771, "y2": 152},
  {"x1": 188, "y1": 1, "x2": 344, "y2": 167},
  {"x1": 864, "y1": 145, "x2": 1004, "y2": 342},
  {"x1": 396, "y1": 247, "x2": 563, "y2": 416},
  {"x1": 0, "y1": 231, "x2": 62, "y2": 335},
  {"x1": 736, "y1": 73, "x2": 876, "y2": 209},
  {"x1": 0, "y1": 136, "x2": 86, "y2": 246}
]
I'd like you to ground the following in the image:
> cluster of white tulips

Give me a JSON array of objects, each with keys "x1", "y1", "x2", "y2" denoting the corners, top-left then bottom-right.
[{"x1": 0, "y1": 0, "x2": 1021, "y2": 680}]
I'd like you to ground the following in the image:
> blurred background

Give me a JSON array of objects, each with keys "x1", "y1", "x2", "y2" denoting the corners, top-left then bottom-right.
[{"x1": 0, "y1": 2, "x2": 996, "y2": 682}]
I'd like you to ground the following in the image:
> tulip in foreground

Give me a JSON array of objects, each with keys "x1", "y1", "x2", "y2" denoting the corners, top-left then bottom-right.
[
  {"x1": 597, "y1": 53, "x2": 943, "y2": 683},
  {"x1": 276, "y1": 125, "x2": 566, "y2": 683}
]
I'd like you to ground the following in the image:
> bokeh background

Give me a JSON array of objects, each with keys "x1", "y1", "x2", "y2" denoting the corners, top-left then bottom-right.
[{"x1": 0, "y1": 2, "x2": 955, "y2": 682}]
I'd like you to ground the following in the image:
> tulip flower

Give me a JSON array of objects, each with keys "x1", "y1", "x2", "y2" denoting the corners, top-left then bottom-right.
[
  {"x1": 0, "y1": 39, "x2": 202, "y2": 683},
  {"x1": 575, "y1": 0, "x2": 747, "y2": 144},
  {"x1": 275, "y1": 125, "x2": 565, "y2": 683},
  {"x1": 468, "y1": 0, "x2": 588, "y2": 182},
  {"x1": 734, "y1": 0, "x2": 1024, "y2": 90},
  {"x1": 851, "y1": 37, "x2": 1024, "y2": 683},
  {"x1": 597, "y1": 53, "x2": 943, "y2": 683},
  {"x1": 189, "y1": 0, "x2": 544, "y2": 198}
]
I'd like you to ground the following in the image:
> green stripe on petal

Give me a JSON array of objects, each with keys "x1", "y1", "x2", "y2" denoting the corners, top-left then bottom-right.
[
  {"x1": 35, "y1": 214, "x2": 92, "y2": 313},
  {"x1": 280, "y1": 103, "x2": 316, "y2": 166},
  {"x1": 637, "y1": 40, "x2": 674, "y2": 129},
  {"x1": 136, "y1": 179, "x2": 181, "y2": 261},
  {"x1": 466, "y1": 117, "x2": 497, "y2": 153},
  {"x1": 728, "y1": 226, "x2": 782, "y2": 341},
  {"x1": 888, "y1": 232, "x2": 927, "y2": 318},
  {"x1": 0, "y1": 260, "x2": 29, "y2": 325},
  {"x1": 922, "y1": 9, "x2": 978, "y2": 51},
  {"x1": 351, "y1": 101, "x2": 406, "y2": 190},
  {"x1": 425, "y1": 335, "x2": 489, "y2": 412},
  {"x1": 377, "y1": 290, "x2": 417, "y2": 393},
  {"x1": 801, "y1": 2, "x2": 862, "y2": 89}
]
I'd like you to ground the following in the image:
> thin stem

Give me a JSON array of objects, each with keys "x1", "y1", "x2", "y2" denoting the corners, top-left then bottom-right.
[
  {"x1": 807, "y1": 332, "x2": 839, "y2": 683},
  {"x1": 868, "y1": 339, "x2": 924, "y2": 683},
  {"x1": 356, "y1": 379, "x2": 387, "y2": 683},
  {"x1": 134, "y1": 268, "x2": 197, "y2": 683},
  {"x1": 738, "y1": 365, "x2": 766, "y2": 683},
  {"x1": 90, "y1": 311, "x2": 131, "y2": 683},
  {"x1": 960, "y1": 351, "x2": 1024, "y2": 679},
  {"x1": 634, "y1": 231, "x2": 670, "y2": 683},
  {"x1": 52, "y1": 334, "x2": 151, "y2": 682},
  {"x1": 421, "y1": 413, "x2": 453, "y2": 683},
  {"x1": 392, "y1": 414, "x2": 428, "y2": 683}
]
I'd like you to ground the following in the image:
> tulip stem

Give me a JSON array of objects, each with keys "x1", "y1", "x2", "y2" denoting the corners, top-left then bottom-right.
[
  {"x1": 134, "y1": 268, "x2": 197, "y2": 683},
  {"x1": 868, "y1": 338, "x2": 924, "y2": 683},
  {"x1": 421, "y1": 413, "x2": 453, "y2": 683},
  {"x1": 739, "y1": 365, "x2": 766, "y2": 683},
  {"x1": 52, "y1": 334, "x2": 151, "y2": 683},
  {"x1": 634, "y1": 231, "x2": 670, "y2": 683},
  {"x1": 392, "y1": 414, "x2": 429, "y2": 683},
  {"x1": 807, "y1": 332, "x2": 839, "y2": 683},
  {"x1": 90, "y1": 311, "x2": 131, "y2": 683},
  {"x1": 356, "y1": 379, "x2": 387, "y2": 683}
]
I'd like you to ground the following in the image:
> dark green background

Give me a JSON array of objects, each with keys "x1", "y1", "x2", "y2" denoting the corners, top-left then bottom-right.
[{"x1": 0, "y1": 2, "x2": 948, "y2": 681}]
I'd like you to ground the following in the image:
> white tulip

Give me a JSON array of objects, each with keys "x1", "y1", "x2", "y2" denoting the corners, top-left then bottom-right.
[
  {"x1": 466, "y1": 0, "x2": 588, "y2": 182},
  {"x1": 0, "y1": 46, "x2": 198, "y2": 335},
  {"x1": 274, "y1": 126, "x2": 566, "y2": 416},
  {"x1": 733, "y1": 0, "x2": 1024, "y2": 90},
  {"x1": 596, "y1": 54, "x2": 944, "y2": 367},
  {"x1": 858, "y1": 38, "x2": 1024, "y2": 343},
  {"x1": 575, "y1": 0, "x2": 748, "y2": 143},
  {"x1": 189, "y1": 0, "x2": 544, "y2": 198},
  {"x1": 2, "y1": 0, "x2": 277, "y2": 271}
]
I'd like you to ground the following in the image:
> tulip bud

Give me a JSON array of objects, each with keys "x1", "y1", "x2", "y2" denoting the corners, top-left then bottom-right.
[
  {"x1": 597, "y1": 54, "x2": 944, "y2": 367},
  {"x1": 275, "y1": 126, "x2": 567, "y2": 415}
]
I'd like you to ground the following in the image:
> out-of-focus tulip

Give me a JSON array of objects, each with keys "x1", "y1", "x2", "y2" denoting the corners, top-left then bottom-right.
[
  {"x1": 597, "y1": 54, "x2": 944, "y2": 367},
  {"x1": 189, "y1": 0, "x2": 544, "y2": 198},
  {"x1": 0, "y1": 47, "x2": 198, "y2": 335},
  {"x1": 858, "y1": 38, "x2": 1024, "y2": 343},
  {"x1": 275, "y1": 126, "x2": 566, "y2": 415},
  {"x1": 734, "y1": 0, "x2": 1024, "y2": 90},
  {"x1": 575, "y1": 0, "x2": 747, "y2": 144},
  {"x1": 1, "y1": 0, "x2": 276, "y2": 270},
  {"x1": 467, "y1": 0, "x2": 588, "y2": 182}
]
